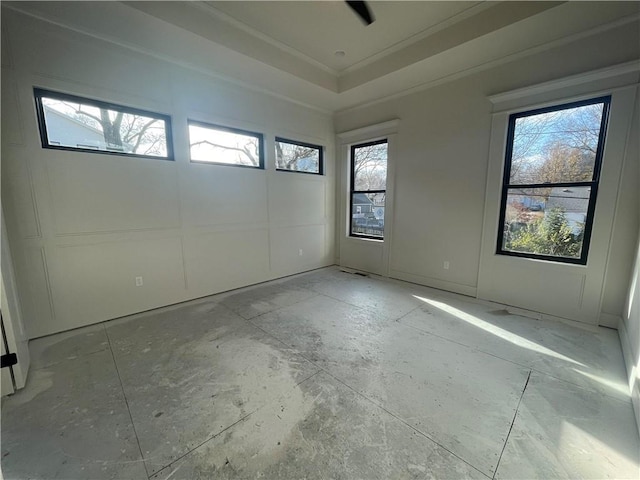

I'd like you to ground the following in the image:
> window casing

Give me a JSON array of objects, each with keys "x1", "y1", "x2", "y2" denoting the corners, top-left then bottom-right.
[
  {"x1": 349, "y1": 139, "x2": 388, "y2": 240},
  {"x1": 188, "y1": 120, "x2": 264, "y2": 169},
  {"x1": 275, "y1": 137, "x2": 323, "y2": 175},
  {"x1": 34, "y1": 88, "x2": 173, "y2": 160},
  {"x1": 497, "y1": 96, "x2": 611, "y2": 265}
]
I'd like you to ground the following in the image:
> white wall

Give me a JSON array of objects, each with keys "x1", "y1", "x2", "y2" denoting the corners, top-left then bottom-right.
[
  {"x1": 334, "y1": 20, "x2": 640, "y2": 324},
  {"x1": 619, "y1": 89, "x2": 640, "y2": 435},
  {"x1": 478, "y1": 84, "x2": 637, "y2": 325},
  {"x1": 621, "y1": 228, "x2": 640, "y2": 436},
  {"x1": 1, "y1": 9, "x2": 335, "y2": 338},
  {"x1": 336, "y1": 121, "x2": 399, "y2": 277}
]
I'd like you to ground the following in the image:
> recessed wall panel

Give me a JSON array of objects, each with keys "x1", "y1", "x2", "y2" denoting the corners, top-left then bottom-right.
[
  {"x1": 17, "y1": 246, "x2": 55, "y2": 339},
  {"x1": 340, "y1": 239, "x2": 384, "y2": 276},
  {"x1": 270, "y1": 224, "x2": 326, "y2": 276},
  {"x1": 1, "y1": 148, "x2": 39, "y2": 238},
  {"x1": 1, "y1": 73, "x2": 24, "y2": 145},
  {"x1": 46, "y1": 156, "x2": 180, "y2": 234},
  {"x1": 483, "y1": 260, "x2": 587, "y2": 321},
  {"x1": 184, "y1": 229, "x2": 270, "y2": 297},
  {"x1": 47, "y1": 237, "x2": 186, "y2": 333},
  {"x1": 269, "y1": 174, "x2": 325, "y2": 226},
  {"x1": 181, "y1": 167, "x2": 268, "y2": 227}
]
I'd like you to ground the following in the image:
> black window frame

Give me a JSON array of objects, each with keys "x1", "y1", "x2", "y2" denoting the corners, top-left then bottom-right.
[
  {"x1": 496, "y1": 95, "x2": 611, "y2": 265},
  {"x1": 34, "y1": 87, "x2": 174, "y2": 161},
  {"x1": 349, "y1": 139, "x2": 388, "y2": 241},
  {"x1": 188, "y1": 120, "x2": 265, "y2": 170},
  {"x1": 275, "y1": 136, "x2": 324, "y2": 175}
]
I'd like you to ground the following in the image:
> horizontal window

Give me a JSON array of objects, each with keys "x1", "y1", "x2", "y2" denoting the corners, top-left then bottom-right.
[
  {"x1": 34, "y1": 88, "x2": 173, "y2": 159},
  {"x1": 275, "y1": 137, "x2": 323, "y2": 174},
  {"x1": 188, "y1": 121, "x2": 264, "y2": 169},
  {"x1": 498, "y1": 96, "x2": 610, "y2": 264}
]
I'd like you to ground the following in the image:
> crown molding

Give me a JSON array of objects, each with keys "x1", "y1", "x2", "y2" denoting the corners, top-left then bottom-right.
[{"x1": 489, "y1": 59, "x2": 640, "y2": 105}]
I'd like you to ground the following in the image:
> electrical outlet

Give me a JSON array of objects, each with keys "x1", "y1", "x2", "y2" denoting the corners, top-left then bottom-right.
[
  {"x1": 298, "y1": 249, "x2": 303, "y2": 256},
  {"x1": 443, "y1": 261, "x2": 450, "y2": 270},
  {"x1": 135, "y1": 276, "x2": 143, "y2": 287}
]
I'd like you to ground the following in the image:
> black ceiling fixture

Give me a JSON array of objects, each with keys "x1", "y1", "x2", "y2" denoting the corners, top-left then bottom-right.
[{"x1": 346, "y1": 1, "x2": 375, "y2": 25}]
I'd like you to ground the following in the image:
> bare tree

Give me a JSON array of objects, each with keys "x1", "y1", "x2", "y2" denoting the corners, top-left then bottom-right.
[
  {"x1": 510, "y1": 102, "x2": 603, "y2": 185},
  {"x1": 190, "y1": 136, "x2": 260, "y2": 166},
  {"x1": 537, "y1": 143, "x2": 592, "y2": 184},
  {"x1": 353, "y1": 143, "x2": 387, "y2": 190},
  {"x1": 55, "y1": 100, "x2": 166, "y2": 154},
  {"x1": 275, "y1": 142, "x2": 317, "y2": 170}
]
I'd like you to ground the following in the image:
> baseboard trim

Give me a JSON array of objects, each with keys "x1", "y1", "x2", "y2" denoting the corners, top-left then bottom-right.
[
  {"x1": 599, "y1": 312, "x2": 622, "y2": 329},
  {"x1": 618, "y1": 318, "x2": 640, "y2": 438},
  {"x1": 388, "y1": 269, "x2": 477, "y2": 298}
]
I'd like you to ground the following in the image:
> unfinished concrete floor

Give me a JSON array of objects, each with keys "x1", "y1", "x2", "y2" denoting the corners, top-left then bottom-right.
[{"x1": 2, "y1": 267, "x2": 639, "y2": 479}]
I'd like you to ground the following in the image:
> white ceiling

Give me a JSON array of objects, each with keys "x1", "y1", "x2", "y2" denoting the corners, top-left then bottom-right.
[
  {"x1": 205, "y1": 1, "x2": 486, "y2": 72},
  {"x1": 5, "y1": 1, "x2": 640, "y2": 113}
]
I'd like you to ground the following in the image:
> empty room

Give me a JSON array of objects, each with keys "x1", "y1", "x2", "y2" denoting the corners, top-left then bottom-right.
[{"x1": 1, "y1": 1, "x2": 639, "y2": 479}]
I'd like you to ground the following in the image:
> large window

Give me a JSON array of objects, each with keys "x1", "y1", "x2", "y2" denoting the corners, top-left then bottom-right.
[
  {"x1": 275, "y1": 137, "x2": 323, "y2": 175},
  {"x1": 350, "y1": 139, "x2": 388, "y2": 239},
  {"x1": 188, "y1": 120, "x2": 264, "y2": 168},
  {"x1": 34, "y1": 88, "x2": 173, "y2": 160},
  {"x1": 497, "y1": 96, "x2": 610, "y2": 264}
]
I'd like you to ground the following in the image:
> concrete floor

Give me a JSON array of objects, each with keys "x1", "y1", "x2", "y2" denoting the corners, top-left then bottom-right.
[{"x1": 2, "y1": 267, "x2": 639, "y2": 479}]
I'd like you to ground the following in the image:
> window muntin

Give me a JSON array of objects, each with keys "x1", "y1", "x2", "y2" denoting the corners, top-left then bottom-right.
[
  {"x1": 34, "y1": 88, "x2": 172, "y2": 159},
  {"x1": 275, "y1": 137, "x2": 323, "y2": 174},
  {"x1": 498, "y1": 96, "x2": 610, "y2": 264},
  {"x1": 350, "y1": 140, "x2": 388, "y2": 239},
  {"x1": 188, "y1": 121, "x2": 264, "y2": 169}
]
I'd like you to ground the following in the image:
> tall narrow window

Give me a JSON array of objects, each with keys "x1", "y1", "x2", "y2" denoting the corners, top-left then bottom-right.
[
  {"x1": 497, "y1": 96, "x2": 610, "y2": 264},
  {"x1": 34, "y1": 88, "x2": 173, "y2": 160},
  {"x1": 350, "y1": 139, "x2": 388, "y2": 239}
]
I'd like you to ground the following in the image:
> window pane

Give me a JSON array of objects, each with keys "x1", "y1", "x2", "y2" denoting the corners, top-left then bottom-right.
[
  {"x1": 353, "y1": 142, "x2": 387, "y2": 191},
  {"x1": 509, "y1": 102, "x2": 605, "y2": 185},
  {"x1": 40, "y1": 96, "x2": 169, "y2": 157},
  {"x1": 275, "y1": 138, "x2": 322, "y2": 174},
  {"x1": 189, "y1": 122, "x2": 262, "y2": 167},
  {"x1": 351, "y1": 192, "x2": 385, "y2": 238},
  {"x1": 502, "y1": 186, "x2": 591, "y2": 259}
]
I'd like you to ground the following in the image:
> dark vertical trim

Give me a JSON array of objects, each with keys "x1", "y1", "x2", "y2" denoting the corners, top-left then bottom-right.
[{"x1": 0, "y1": 313, "x2": 17, "y2": 387}]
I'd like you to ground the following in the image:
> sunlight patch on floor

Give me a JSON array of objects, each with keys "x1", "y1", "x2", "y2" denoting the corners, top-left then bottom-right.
[
  {"x1": 572, "y1": 369, "x2": 629, "y2": 398},
  {"x1": 558, "y1": 420, "x2": 639, "y2": 474},
  {"x1": 413, "y1": 296, "x2": 585, "y2": 367}
]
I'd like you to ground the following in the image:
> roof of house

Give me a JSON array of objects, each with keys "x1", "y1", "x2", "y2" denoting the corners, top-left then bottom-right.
[{"x1": 546, "y1": 187, "x2": 590, "y2": 214}]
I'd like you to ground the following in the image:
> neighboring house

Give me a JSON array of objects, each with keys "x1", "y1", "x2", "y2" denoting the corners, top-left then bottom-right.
[
  {"x1": 545, "y1": 187, "x2": 590, "y2": 234},
  {"x1": 44, "y1": 105, "x2": 133, "y2": 152},
  {"x1": 352, "y1": 193, "x2": 384, "y2": 231},
  {"x1": 352, "y1": 193, "x2": 375, "y2": 217},
  {"x1": 520, "y1": 196, "x2": 545, "y2": 211}
]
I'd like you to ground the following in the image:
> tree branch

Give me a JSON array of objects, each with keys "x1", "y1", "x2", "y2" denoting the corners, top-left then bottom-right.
[{"x1": 190, "y1": 140, "x2": 257, "y2": 165}]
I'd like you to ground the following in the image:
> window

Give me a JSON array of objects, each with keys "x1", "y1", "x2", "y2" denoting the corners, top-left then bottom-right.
[
  {"x1": 497, "y1": 96, "x2": 610, "y2": 264},
  {"x1": 188, "y1": 120, "x2": 264, "y2": 168},
  {"x1": 34, "y1": 88, "x2": 173, "y2": 159},
  {"x1": 275, "y1": 137, "x2": 323, "y2": 174},
  {"x1": 350, "y1": 139, "x2": 388, "y2": 239}
]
